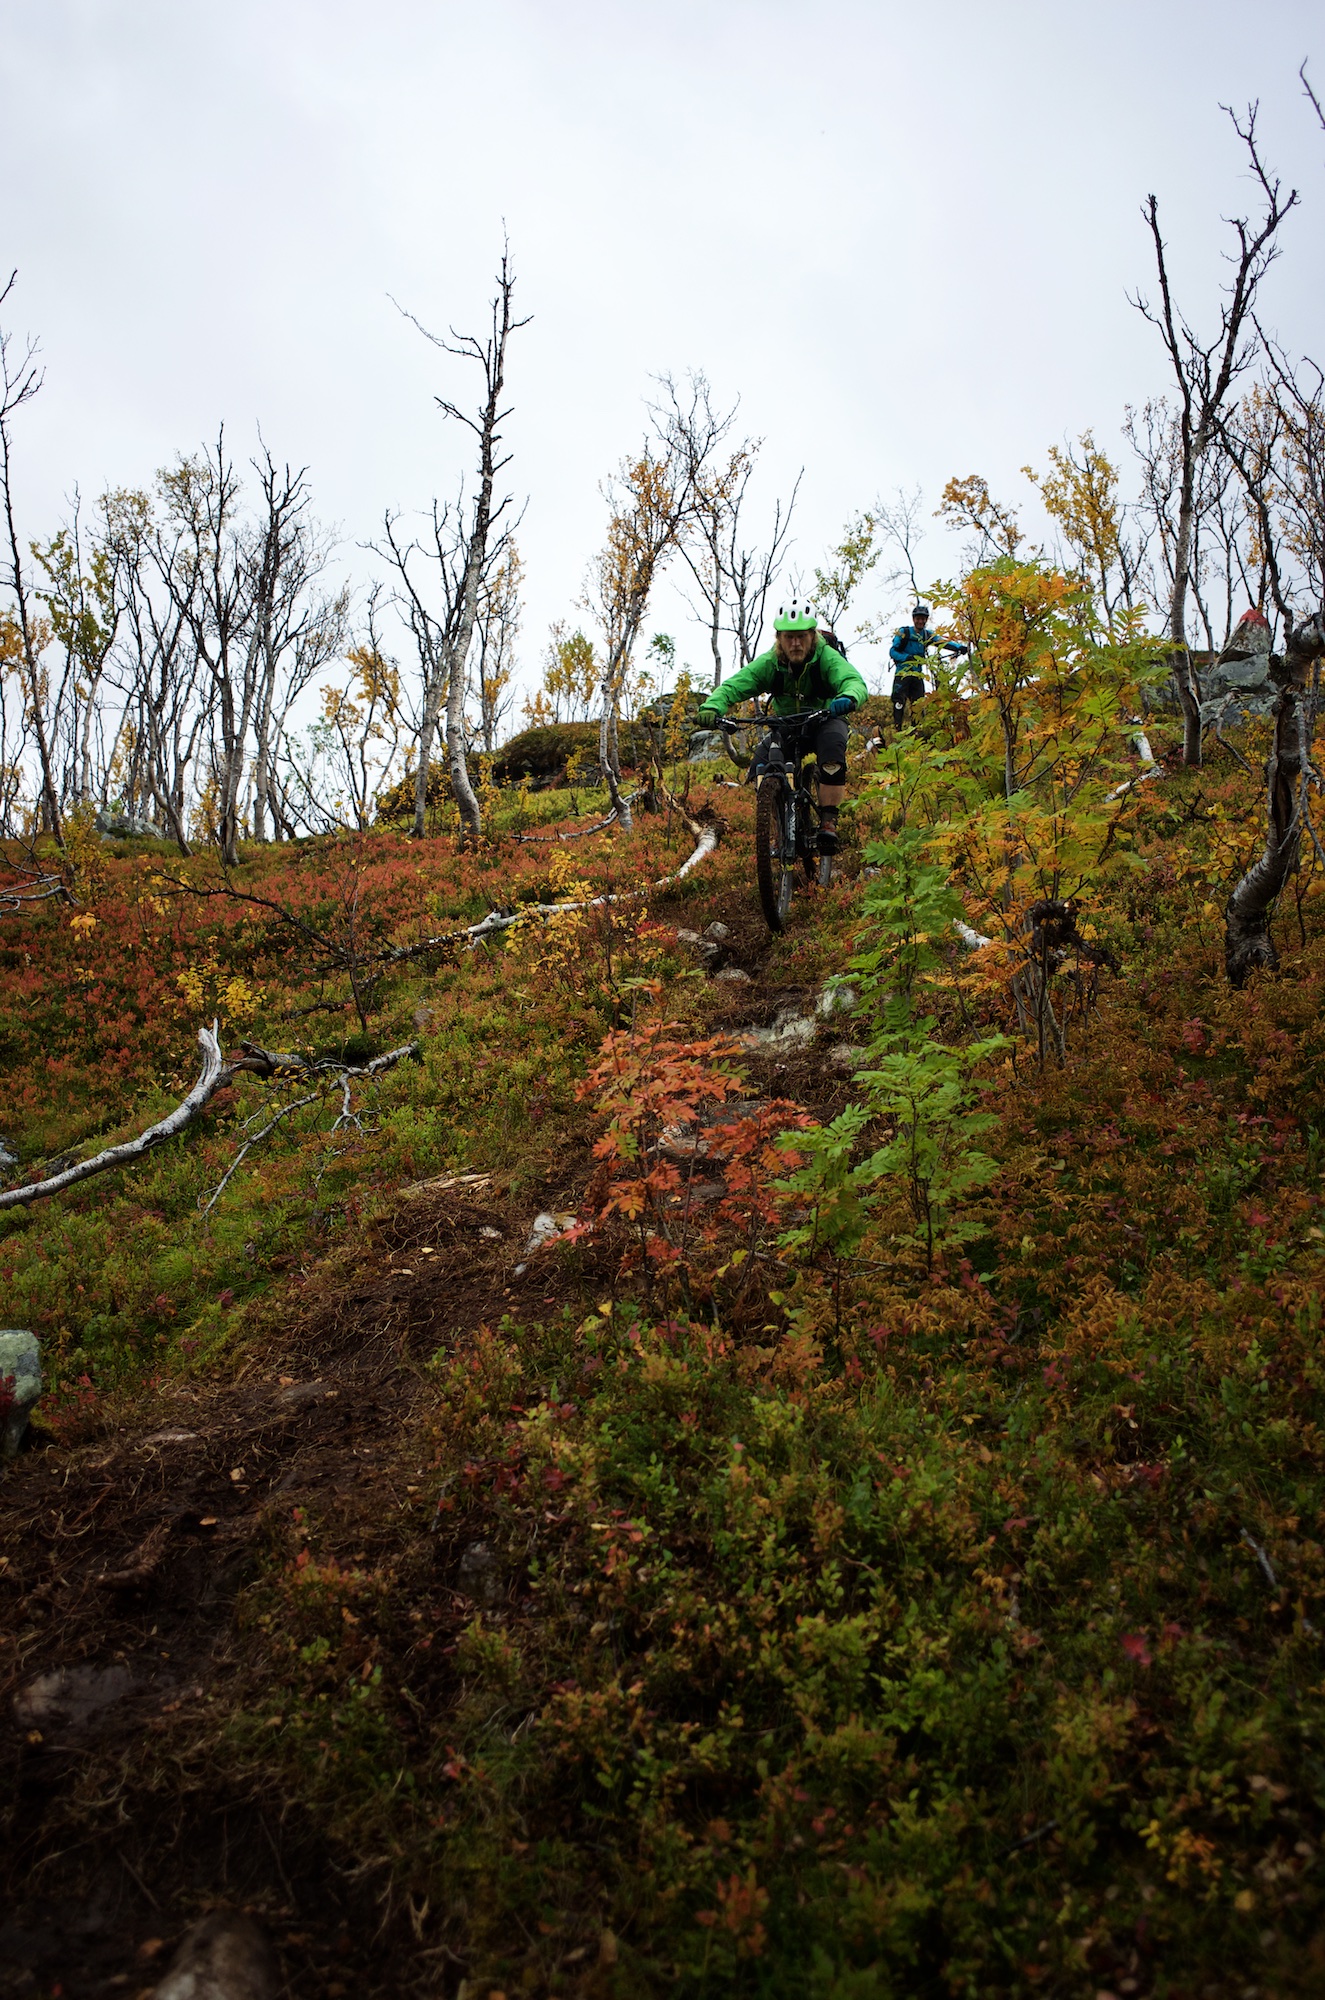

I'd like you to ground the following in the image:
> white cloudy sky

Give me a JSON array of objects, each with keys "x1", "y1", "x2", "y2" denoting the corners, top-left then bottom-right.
[{"x1": 3, "y1": 0, "x2": 1321, "y2": 708}]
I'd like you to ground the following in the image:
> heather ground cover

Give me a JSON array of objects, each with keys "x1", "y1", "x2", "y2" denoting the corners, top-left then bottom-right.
[{"x1": 4, "y1": 728, "x2": 1325, "y2": 2000}]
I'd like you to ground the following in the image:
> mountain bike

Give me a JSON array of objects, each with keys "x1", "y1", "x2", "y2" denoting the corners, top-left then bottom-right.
[{"x1": 717, "y1": 709, "x2": 832, "y2": 933}]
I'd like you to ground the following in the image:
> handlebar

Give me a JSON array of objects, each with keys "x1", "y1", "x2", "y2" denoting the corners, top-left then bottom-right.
[{"x1": 714, "y1": 707, "x2": 828, "y2": 732}]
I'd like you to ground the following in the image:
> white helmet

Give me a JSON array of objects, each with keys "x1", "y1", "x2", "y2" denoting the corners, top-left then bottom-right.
[{"x1": 775, "y1": 600, "x2": 818, "y2": 632}]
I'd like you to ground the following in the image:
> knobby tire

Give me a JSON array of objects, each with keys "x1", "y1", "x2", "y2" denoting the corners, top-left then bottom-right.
[{"x1": 755, "y1": 775, "x2": 794, "y2": 933}]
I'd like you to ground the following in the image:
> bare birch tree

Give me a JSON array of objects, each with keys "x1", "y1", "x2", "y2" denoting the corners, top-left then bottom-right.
[
  {"x1": 587, "y1": 380, "x2": 730, "y2": 825},
  {"x1": 102, "y1": 484, "x2": 209, "y2": 852},
  {"x1": 589, "y1": 449, "x2": 690, "y2": 831},
  {"x1": 0, "y1": 275, "x2": 62, "y2": 842},
  {"x1": 1130, "y1": 104, "x2": 1297, "y2": 764},
  {"x1": 721, "y1": 468, "x2": 800, "y2": 668},
  {"x1": 660, "y1": 372, "x2": 743, "y2": 688},
  {"x1": 392, "y1": 253, "x2": 527, "y2": 846},
  {"x1": 470, "y1": 543, "x2": 522, "y2": 753}
]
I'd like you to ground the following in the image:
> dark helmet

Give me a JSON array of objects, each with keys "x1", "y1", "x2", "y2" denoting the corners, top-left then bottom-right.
[{"x1": 913, "y1": 602, "x2": 930, "y2": 621}]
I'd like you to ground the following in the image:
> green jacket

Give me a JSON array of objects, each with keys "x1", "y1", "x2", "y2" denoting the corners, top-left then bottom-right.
[{"x1": 701, "y1": 639, "x2": 868, "y2": 719}]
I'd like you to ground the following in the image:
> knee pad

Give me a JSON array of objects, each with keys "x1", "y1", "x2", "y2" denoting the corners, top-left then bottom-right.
[{"x1": 817, "y1": 761, "x2": 846, "y2": 785}]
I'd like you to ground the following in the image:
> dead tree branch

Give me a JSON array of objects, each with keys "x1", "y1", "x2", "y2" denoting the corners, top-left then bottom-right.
[
  {"x1": 0, "y1": 1026, "x2": 422, "y2": 1212},
  {"x1": 381, "y1": 815, "x2": 723, "y2": 967},
  {"x1": 0, "y1": 841, "x2": 74, "y2": 915},
  {"x1": 0, "y1": 1023, "x2": 231, "y2": 1209},
  {"x1": 1130, "y1": 107, "x2": 1297, "y2": 764}
]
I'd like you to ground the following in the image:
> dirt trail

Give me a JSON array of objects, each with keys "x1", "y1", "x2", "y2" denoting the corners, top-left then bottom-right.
[
  {"x1": 1, "y1": 897, "x2": 852, "y2": 1997},
  {"x1": 1, "y1": 1173, "x2": 614, "y2": 1998}
]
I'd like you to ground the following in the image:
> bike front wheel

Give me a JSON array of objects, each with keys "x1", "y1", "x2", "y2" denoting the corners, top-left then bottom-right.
[{"x1": 755, "y1": 775, "x2": 795, "y2": 932}]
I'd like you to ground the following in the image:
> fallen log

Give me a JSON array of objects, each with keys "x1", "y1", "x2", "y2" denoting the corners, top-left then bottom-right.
[
  {"x1": 0, "y1": 1028, "x2": 421, "y2": 1212},
  {"x1": 382, "y1": 816, "x2": 721, "y2": 967},
  {"x1": 0, "y1": 1025, "x2": 232, "y2": 1211}
]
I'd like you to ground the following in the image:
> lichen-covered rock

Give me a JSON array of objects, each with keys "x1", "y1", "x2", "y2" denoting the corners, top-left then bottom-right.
[
  {"x1": 94, "y1": 807, "x2": 162, "y2": 839},
  {"x1": 0, "y1": 1330, "x2": 40, "y2": 1457},
  {"x1": 1199, "y1": 607, "x2": 1279, "y2": 723},
  {"x1": 816, "y1": 982, "x2": 858, "y2": 1021}
]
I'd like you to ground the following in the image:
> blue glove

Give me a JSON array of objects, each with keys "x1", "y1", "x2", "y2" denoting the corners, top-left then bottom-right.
[{"x1": 828, "y1": 696, "x2": 856, "y2": 717}]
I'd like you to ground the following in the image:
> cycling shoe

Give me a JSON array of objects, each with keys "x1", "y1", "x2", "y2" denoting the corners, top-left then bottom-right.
[{"x1": 817, "y1": 824, "x2": 840, "y2": 855}]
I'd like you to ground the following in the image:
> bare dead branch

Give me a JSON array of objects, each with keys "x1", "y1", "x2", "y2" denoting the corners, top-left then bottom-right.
[
  {"x1": 198, "y1": 1091, "x2": 319, "y2": 1218},
  {"x1": 0, "y1": 1019, "x2": 422, "y2": 1212},
  {"x1": 381, "y1": 816, "x2": 723, "y2": 967},
  {"x1": 0, "y1": 1022, "x2": 231, "y2": 1210},
  {"x1": 1303, "y1": 60, "x2": 1325, "y2": 134}
]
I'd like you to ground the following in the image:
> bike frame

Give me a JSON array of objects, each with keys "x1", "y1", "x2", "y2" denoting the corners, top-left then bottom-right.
[
  {"x1": 757, "y1": 708, "x2": 824, "y2": 853},
  {"x1": 719, "y1": 706, "x2": 830, "y2": 930}
]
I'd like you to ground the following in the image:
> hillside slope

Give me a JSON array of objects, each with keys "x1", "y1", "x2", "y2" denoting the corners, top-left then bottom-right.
[{"x1": 4, "y1": 759, "x2": 1325, "y2": 1999}]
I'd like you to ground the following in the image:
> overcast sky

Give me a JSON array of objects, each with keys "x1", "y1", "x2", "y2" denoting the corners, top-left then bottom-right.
[{"x1": 3, "y1": 0, "x2": 1321, "y2": 709}]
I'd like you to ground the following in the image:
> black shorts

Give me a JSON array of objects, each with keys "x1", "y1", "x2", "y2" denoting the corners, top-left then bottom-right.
[
  {"x1": 752, "y1": 714, "x2": 850, "y2": 780},
  {"x1": 891, "y1": 673, "x2": 924, "y2": 708}
]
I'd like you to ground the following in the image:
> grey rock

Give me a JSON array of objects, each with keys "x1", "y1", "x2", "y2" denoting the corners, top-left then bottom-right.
[
  {"x1": 1199, "y1": 685, "x2": 1279, "y2": 726},
  {"x1": 1216, "y1": 659, "x2": 1270, "y2": 689},
  {"x1": 13, "y1": 1662, "x2": 136, "y2": 1729},
  {"x1": 0, "y1": 1136, "x2": 17, "y2": 1172},
  {"x1": 827, "y1": 1042, "x2": 868, "y2": 1072},
  {"x1": 815, "y1": 982, "x2": 858, "y2": 1021},
  {"x1": 273, "y1": 1379, "x2": 335, "y2": 1409},
  {"x1": 1197, "y1": 612, "x2": 1279, "y2": 723},
  {"x1": 739, "y1": 1005, "x2": 816, "y2": 1052},
  {"x1": 0, "y1": 1329, "x2": 40, "y2": 1456},
  {"x1": 457, "y1": 1540, "x2": 505, "y2": 1609},
  {"x1": 703, "y1": 921, "x2": 731, "y2": 942},
  {"x1": 94, "y1": 807, "x2": 162, "y2": 840},
  {"x1": 713, "y1": 965, "x2": 752, "y2": 983},
  {"x1": 687, "y1": 730, "x2": 727, "y2": 761},
  {"x1": 521, "y1": 1210, "x2": 576, "y2": 1258},
  {"x1": 153, "y1": 1912, "x2": 277, "y2": 2000}
]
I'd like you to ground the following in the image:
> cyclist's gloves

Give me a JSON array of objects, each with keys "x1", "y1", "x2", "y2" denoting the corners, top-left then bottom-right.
[
  {"x1": 695, "y1": 706, "x2": 722, "y2": 726},
  {"x1": 827, "y1": 696, "x2": 857, "y2": 717}
]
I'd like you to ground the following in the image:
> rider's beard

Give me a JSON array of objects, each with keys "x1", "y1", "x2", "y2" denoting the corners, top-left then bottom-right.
[{"x1": 776, "y1": 634, "x2": 814, "y2": 668}]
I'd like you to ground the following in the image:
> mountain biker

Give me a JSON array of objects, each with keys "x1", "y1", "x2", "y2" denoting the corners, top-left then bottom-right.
[
  {"x1": 695, "y1": 602, "x2": 867, "y2": 853},
  {"x1": 888, "y1": 602, "x2": 969, "y2": 728}
]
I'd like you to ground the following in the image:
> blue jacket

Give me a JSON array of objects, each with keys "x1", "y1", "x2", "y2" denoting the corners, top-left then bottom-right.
[{"x1": 889, "y1": 624, "x2": 967, "y2": 674}]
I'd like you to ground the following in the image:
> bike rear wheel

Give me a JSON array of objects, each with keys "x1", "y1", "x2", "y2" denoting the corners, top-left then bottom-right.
[{"x1": 755, "y1": 775, "x2": 795, "y2": 932}]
